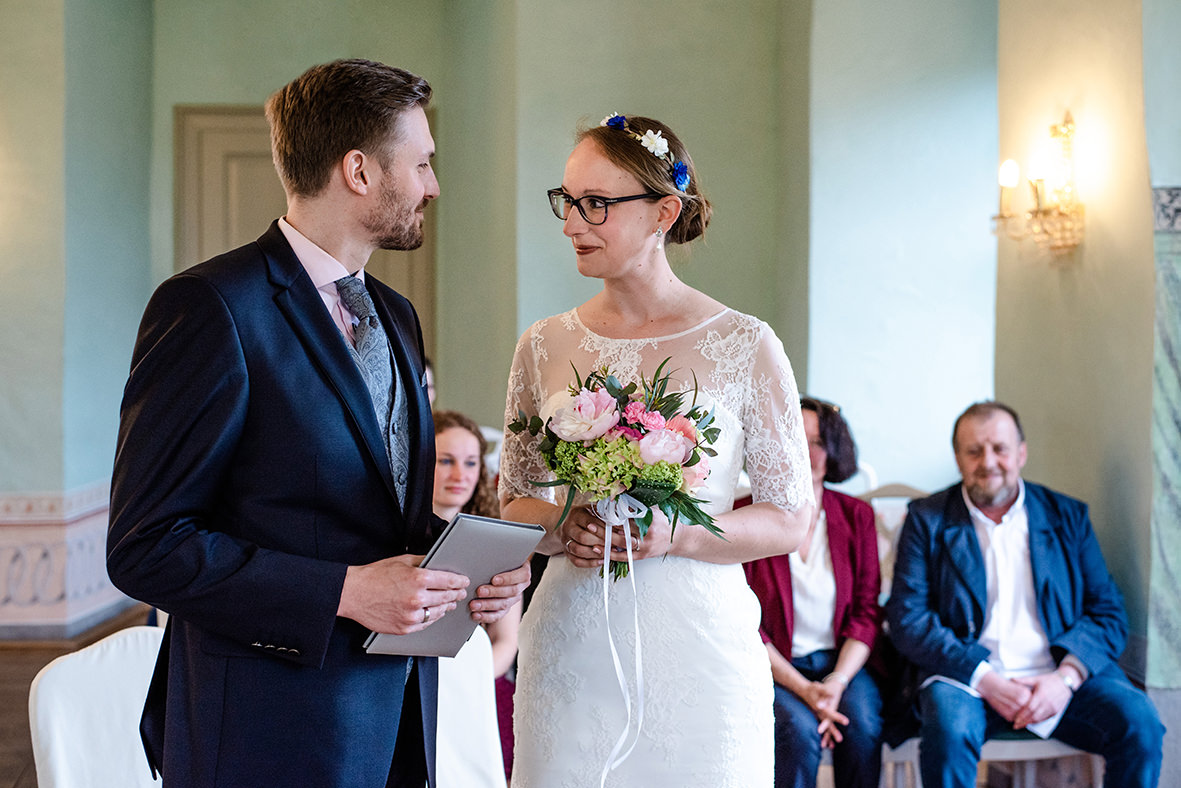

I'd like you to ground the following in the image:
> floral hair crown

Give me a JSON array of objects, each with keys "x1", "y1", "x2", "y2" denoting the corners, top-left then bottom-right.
[{"x1": 600, "y1": 113, "x2": 691, "y2": 192}]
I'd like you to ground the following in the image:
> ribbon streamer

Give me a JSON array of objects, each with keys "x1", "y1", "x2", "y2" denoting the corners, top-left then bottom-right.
[{"x1": 594, "y1": 493, "x2": 647, "y2": 788}]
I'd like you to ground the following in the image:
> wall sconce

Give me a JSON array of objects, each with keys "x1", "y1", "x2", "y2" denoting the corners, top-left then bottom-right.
[{"x1": 993, "y1": 111, "x2": 1084, "y2": 254}]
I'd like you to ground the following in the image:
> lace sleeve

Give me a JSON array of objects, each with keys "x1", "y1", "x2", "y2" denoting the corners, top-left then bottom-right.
[
  {"x1": 498, "y1": 322, "x2": 557, "y2": 504},
  {"x1": 742, "y1": 323, "x2": 814, "y2": 513}
]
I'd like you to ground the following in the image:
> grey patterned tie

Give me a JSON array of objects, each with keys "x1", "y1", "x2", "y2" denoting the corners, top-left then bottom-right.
[{"x1": 335, "y1": 275, "x2": 410, "y2": 505}]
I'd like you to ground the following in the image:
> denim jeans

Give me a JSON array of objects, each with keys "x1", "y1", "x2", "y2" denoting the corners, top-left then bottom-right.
[
  {"x1": 773, "y1": 649, "x2": 883, "y2": 788},
  {"x1": 918, "y1": 669, "x2": 1164, "y2": 788}
]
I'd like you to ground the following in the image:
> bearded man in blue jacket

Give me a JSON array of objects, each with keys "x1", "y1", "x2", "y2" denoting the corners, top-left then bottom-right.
[{"x1": 887, "y1": 401, "x2": 1163, "y2": 788}]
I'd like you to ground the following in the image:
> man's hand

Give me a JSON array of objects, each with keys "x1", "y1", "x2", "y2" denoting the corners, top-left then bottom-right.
[
  {"x1": 337, "y1": 554, "x2": 469, "y2": 634},
  {"x1": 469, "y1": 561, "x2": 531, "y2": 625},
  {"x1": 1012, "y1": 671, "x2": 1074, "y2": 729},
  {"x1": 977, "y1": 671, "x2": 1033, "y2": 722}
]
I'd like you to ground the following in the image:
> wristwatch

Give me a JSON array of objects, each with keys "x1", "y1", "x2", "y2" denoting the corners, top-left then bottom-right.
[{"x1": 1057, "y1": 669, "x2": 1079, "y2": 692}]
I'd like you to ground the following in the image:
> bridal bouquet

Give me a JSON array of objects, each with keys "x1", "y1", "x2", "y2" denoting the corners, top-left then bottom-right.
[{"x1": 508, "y1": 358, "x2": 724, "y2": 579}]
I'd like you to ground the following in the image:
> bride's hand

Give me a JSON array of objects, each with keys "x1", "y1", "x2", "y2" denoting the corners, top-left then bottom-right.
[
  {"x1": 560, "y1": 508, "x2": 614, "y2": 569},
  {"x1": 624, "y1": 507, "x2": 674, "y2": 561}
]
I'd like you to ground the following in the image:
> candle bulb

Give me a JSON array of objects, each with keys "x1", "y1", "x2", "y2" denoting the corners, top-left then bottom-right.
[{"x1": 998, "y1": 159, "x2": 1020, "y2": 216}]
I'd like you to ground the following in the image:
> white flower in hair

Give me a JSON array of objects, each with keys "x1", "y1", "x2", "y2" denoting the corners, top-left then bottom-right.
[{"x1": 640, "y1": 129, "x2": 669, "y2": 158}]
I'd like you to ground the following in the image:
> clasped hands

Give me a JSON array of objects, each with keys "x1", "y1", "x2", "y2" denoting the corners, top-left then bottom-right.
[
  {"x1": 338, "y1": 554, "x2": 531, "y2": 635},
  {"x1": 978, "y1": 669, "x2": 1075, "y2": 729},
  {"x1": 559, "y1": 506, "x2": 674, "y2": 569},
  {"x1": 802, "y1": 679, "x2": 850, "y2": 748}
]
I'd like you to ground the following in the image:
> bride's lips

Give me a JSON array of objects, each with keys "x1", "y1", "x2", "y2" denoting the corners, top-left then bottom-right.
[{"x1": 573, "y1": 244, "x2": 598, "y2": 255}]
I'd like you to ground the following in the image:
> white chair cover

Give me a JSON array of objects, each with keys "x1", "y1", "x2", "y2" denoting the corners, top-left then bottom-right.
[
  {"x1": 436, "y1": 625, "x2": 507, "y2": 788},
  {"x1": 28, "y1": 625, "x2": 164, "y2": 788}
]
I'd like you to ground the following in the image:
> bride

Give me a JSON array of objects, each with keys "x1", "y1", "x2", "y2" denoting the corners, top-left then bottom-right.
[{"x1": 499, "y1": 113, "x2": 814, "y2": 787}]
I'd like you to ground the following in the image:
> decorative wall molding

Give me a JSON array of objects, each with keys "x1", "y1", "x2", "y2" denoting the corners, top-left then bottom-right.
[
  {"x1": 1153, "y1": 187, "x2": 1181, "y2": 233},
  {"x1": 0, "y1": 480, "x2": 129, "y2": 639},
  {"x1": 0, "y1": 481, "x2": 109, "y2": 525}
]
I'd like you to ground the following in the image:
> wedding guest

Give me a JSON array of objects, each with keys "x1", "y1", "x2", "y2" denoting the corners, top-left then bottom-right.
[
  {"x1": 744, "y1": 397, "x2": 884, "y2": 788},
  {"x1": 887, "y1": 401, "x2": 1164, "y2": 788},
  {"x1": 500, "y1": 112, "x2": 814, "y2": 786}
]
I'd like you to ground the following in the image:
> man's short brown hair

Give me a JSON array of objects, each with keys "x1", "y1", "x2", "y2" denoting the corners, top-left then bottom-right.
[
  {"x1": 265, "y1": 59, "x2": 431, "y2": 197},
  {"x1": 952, "y1": 400, "x2": 1025, "y2": 451}
]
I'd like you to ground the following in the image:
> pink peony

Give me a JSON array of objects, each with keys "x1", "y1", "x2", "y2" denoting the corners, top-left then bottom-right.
[
  {"x1": 638, "y1": 428, "x2": 692, "y2": 465},
  {"x1": 665, "y1": 414, "x2": 698, "y2": 444},
  {"x1": 550, "y1": 388, "x2": 620, "y2": 442},
  {"x1": 681, "y1": 454, "x2": 711, "y2": 493}
]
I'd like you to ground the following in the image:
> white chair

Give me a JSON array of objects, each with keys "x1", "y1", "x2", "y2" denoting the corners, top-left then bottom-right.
[
  {"x1": 880, "y1": 733, "x2": 1103, "y2": 788},
  {"x1": 29, "y1": 625, "x2": 164, "y2": 788},
  {"x1": 858, "y1": 483, "x2": 927, "y2": 601}
]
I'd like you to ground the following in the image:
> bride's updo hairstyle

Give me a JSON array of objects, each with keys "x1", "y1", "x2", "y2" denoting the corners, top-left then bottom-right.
[{"x1": 578, "y1": 114, "x2": 712, "y2": 245}]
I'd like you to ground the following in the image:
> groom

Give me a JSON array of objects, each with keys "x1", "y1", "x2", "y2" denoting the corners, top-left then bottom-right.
[{"x1": 107, "y1": 59, "x2": 529, "y2": 787}]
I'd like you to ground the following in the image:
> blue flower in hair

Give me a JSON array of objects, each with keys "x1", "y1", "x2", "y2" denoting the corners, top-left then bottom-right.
[
  {"x1": 603, "y1": 113, "x2": 627, "y2": 130},
  {"x1": 672, "y1": 161, "x2": 690, "y2": 191}
]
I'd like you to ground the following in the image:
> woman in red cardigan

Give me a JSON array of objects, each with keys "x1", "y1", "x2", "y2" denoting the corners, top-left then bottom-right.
[{"x1": 744, "y1": 397, "x2": 884, "y2": 788}]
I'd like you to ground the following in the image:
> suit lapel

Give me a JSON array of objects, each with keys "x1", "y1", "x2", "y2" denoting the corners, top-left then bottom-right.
[
  {"x1": 256, "y1": 224, "x2": 401, "y2": 505},
  {"x1": 1023, "y1": 486, "x2": 1057, "y2": 608},
  {"x1": 941, "y1": 486, "x2": 988, "y2": 622}
]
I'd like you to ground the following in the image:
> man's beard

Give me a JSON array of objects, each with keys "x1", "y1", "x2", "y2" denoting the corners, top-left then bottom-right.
[
  {"x1": 965, "y1": 477, "x2": 1017, "y2": 509},
  {"x1": 366, "y1": 184, "x2": 426, "y2": 251}
]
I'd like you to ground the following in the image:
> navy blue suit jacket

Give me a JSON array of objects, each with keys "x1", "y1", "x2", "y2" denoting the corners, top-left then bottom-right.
[
  {"x1": 108, "y1": 222, "x2": 444, "y2": 787},
  {"x1": 885, "y1": 481, "x2": 1128, "y2": 687}
]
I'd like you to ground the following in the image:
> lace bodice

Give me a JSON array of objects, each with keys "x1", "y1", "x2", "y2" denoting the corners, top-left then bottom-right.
[{"x1": 499, "y1": 308, "x2": 812, "y2": 516}]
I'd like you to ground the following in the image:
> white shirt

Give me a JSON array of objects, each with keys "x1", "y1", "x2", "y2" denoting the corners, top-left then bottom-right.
[
  {"x1": 789, "y1": 509, "x2": 837, "y2": 657},
  {"x1": 278, "y1": 218, "x2": 362, "y2": 342},
  {"x1": 967, "y1": 480, "x2": 1056, "y2": 681}
]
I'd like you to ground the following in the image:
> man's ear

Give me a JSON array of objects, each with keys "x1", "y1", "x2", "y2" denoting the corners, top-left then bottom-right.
[{"x1": 341, "y1": 150, "x2": 371, "y2": 196}]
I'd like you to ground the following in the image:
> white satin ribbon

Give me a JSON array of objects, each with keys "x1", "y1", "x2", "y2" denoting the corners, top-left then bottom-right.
[{"x1": 594, "y1": 493, "x2": 647, "y2": 788}]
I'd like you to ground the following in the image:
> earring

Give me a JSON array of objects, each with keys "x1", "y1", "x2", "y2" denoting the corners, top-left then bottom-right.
[{"x1": 655, "y1": 227, "x2": 664, "y2": 250}]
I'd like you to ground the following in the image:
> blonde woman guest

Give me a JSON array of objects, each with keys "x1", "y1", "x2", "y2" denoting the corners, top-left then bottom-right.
[{"x1": 500, "y1": 113, "x2": 813, "y2": 787}]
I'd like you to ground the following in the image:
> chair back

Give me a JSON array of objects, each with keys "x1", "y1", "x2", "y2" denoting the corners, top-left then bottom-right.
[
  {"x1": 859, "y1": 483, "x2": 927, "y2": 600},
  {"x1": 29, "y1": 625, "x2": 164, "y2": 788}
]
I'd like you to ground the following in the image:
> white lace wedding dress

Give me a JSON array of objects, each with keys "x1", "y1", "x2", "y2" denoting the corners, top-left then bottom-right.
[{"x1": 500, "y1": 308, "x2": 812, "y2": 788}]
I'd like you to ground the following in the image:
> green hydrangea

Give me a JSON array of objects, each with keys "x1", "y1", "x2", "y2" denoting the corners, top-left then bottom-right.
[
  {"x1": 573, "y1": 437, "x2": 643, "y2": 501},
  {"x1": 636, "y1": 460, "x2": 683, "y2": 488},
  {"x1": 548, "y1": 440, "x2": 584, "y2": 482}
]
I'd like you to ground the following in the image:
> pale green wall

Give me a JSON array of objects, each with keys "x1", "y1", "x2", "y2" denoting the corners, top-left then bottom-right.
[
  {"x1": 1143, "y1": 0, "x2": 1181, "y2": 186},
  {"x1": 808, "y1": 0, "x2": 998, "y2": 490},
  {"x1": 63, "y1": 0, "x2": 153, "y2": 490},
  {"x1": 996, "y1": 0, "x2": 1155, "y2": 677},
  {"x1": 0, "y1": 0, "x2": 66, "y2": 491},
  {"x1": 430, "y1": 2, "x2": 520, "y2": 418}
]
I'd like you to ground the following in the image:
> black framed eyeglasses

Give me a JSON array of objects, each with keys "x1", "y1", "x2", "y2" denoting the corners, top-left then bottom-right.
[{"x1": 547, "y1": 188, "x2": 662, "y2": 225}]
